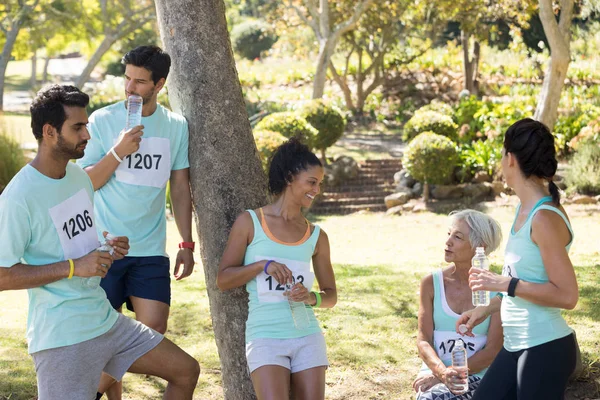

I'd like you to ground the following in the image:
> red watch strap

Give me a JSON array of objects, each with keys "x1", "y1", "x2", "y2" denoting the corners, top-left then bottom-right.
[{"x1": 179, "y1": 241, "x2": 195, "y2": 251}]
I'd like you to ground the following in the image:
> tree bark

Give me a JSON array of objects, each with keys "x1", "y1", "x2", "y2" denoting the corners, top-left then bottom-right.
[
  {"x1": 31, "y1": 51, "x2": 37, "y2": 88},
  {"x1": 0, "y1": 19, "x2": 23, "y2": 111},
  {"x1": 461, "y1": 30, "x2": 475, "y2": 95},
  {"x1": 42, "y1": 55, "x2": 51, "y2": 83},
  {"x1": 155, "y1": 1, "x2": 267, "y2": 399},
  {"x1": 534, "y1": 0, "x2": 574, "y2": 130},
  {"x1": 75, "y1": 35, "x2": 115, "y2": 88}
]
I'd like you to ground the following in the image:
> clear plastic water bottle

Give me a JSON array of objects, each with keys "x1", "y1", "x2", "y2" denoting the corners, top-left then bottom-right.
[
  {"x1": 451, "y1": 339, "x2": 469, "y2": 394},
  {"x1": 82, "y1": 234, "x2": 115, "y2": 289},
  {"x1": 285, "y1": 282, "x2": 310, "y2": 330},
  {"x1": 125, "y1": 95, "x2": 143, "y2": 130},
  {"x1": 472, "y1": 247, "x2": 490, "y2": 307}
]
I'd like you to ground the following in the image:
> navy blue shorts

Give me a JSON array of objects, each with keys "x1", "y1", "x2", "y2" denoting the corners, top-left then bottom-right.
[{"x1": 100, "y1": 256, "x2": 171, "y2": 312}]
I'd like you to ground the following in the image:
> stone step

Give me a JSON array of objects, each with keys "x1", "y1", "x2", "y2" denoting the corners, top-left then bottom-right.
[
  {"x1": 317, "y1": 197, "x2": 386, "y2": 206},
  {"x1": 324, "y1": 183, "x2": 395, "y2": 193},
  {"x1": 310, "y1": 203, "x2": 388, "y2": 215},
  {"x1": 320, "y1": 190, "x2": 393, "y2": 199}
]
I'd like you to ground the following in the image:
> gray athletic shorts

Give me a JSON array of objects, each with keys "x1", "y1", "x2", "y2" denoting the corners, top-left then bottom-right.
[
  {"x1": 32, "y1": 313, "x2": 163, "y2": 400},
  {"x1": 246, "y1": 332, "x2": 329, "y2": 374}
]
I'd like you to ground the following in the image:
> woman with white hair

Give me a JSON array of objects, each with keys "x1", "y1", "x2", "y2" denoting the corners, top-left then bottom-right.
[{"x1": 413, "y1": 209, "x2": 504, "y2": 399}]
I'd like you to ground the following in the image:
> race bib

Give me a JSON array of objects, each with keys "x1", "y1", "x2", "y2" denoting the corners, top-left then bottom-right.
[
  {"x1": 255, "y1": 255, "x2": 315, "y2": 303},
  {"x1": 502, "y1": 252, "x2": 521, "y2": 279},
  {"x1": 115, "y1": 137, "x2": 171, "y2": 188},
  {"x1": 49, "y1": 189, "x2": 100, "y2": 259},
  {"x1": 433, "y1": 331, "x2": 488, "y2": 363}
]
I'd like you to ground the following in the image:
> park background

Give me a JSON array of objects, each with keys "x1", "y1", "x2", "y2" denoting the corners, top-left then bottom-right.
[{"x1": 1, "y1": 1, "x2": 600, "y2": 399}]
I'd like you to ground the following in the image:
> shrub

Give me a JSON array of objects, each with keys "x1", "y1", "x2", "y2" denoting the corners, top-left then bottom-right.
[
  {"x1": 299, "y1": 100, "x2": 346, "y2": 161},
  {"x1": 0, "y1": 132, "x2": 27, "y2": 193},
  {"x1": 231, "y1": 19, "x2": 278, "y2": 60},
  {"x1": 555, "y1": 104, "x2": 600, "y2": 155},
  {"x1": 459, "y1": 139, "x2": 502, "y2": 177},
  {"x1": 403, "y1": 110, "x2": 458, "y2": 142},
  {"x1": 253, "y1": 129, "x2": 286, "y2": 171},
  {"x1": 419, "y1": 100, "x2": 454, "y2": 117},
  {"x1": 569, "y1": 117, "x2": 600, "y2": 150},
  {"x1": 566, "y1": 141, "x2": 600, "y2": 195},
  {"x1": 254, "y1": 112, "x2": 317, "y2": 148},
  {"x1": 455, "y1": 95, "x2": 484, "y2": 132},
  {"x1": 403, "y1": 131, "x2": 459, "y2": 185}
]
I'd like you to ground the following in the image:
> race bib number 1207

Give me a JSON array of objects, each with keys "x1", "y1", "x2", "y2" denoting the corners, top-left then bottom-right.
[{"x1": 115, "y1": 137, "x2": 171, "y2": 188}]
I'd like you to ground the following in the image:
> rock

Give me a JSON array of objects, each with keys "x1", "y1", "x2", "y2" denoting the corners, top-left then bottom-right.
[
  {"x1": 385, "y1": 205, "x2": 403, "y2": 216},
  {"x1": 570, "y1": 195, "x2": 598, "y2": 205},
  {"x1": 463, "y1": 183, "x2": 492, "y2": 201},
  {"x1": 412, "y1": 201, "x2": 428, "y2": 213},
  {"x1": 472, "y1": 171, "x2": 492, "y2": 183},
  {"x1": 412, "y1": 182, "x2": 423, "y2": 197},
  {"x1": 324, "y1": 156, "x2": 359, "y2": 186},
  {"x1": 431, "y1": 185, "x2": 462, "y2": 200},
  {"x1": 595, "y1": 195, "x2": 600, "y2": 203},
  {"x1": 394, "y1": 169, "x2": 416, "y2": 189},
  {"x1": 385, "y1": 191, "x2": 412, "y2": 208},
  {"x1": 487, "y1": 181, "x2": 506, "y2": 197}
]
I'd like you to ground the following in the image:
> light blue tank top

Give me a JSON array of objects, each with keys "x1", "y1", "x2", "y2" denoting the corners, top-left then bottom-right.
[
  {"x1": 244, "y1": 209, "x2": 322, "y2": 343},
  {"x1": 420, "y1": 269, "x2": 492, "y2": 378},
  {"x1": 501, "y1": 196, "x2": 574, "y2": 352}
]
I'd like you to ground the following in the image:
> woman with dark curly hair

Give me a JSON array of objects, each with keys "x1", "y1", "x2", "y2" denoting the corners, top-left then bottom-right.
[{"x1": 217, "y1": 137, "x2": 337, "y2": 400}]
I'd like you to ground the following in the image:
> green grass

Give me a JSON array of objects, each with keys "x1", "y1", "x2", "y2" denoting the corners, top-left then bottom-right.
[
  {"x1": 1, "y1": 206, "x2": 599, "y2": 399},
  {"x1": 0, "y1": 114, "x2": 33, "y2": 147}
]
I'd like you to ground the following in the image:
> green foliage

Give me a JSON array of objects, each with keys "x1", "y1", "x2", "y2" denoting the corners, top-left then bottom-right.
[
  {"x1": 253, "y1": 129, "x2": 286, "y2": 171},
  {"x1": 403, "y1": 110, "x2": 458, "y2": 142},
  {"x1": 0, "y1": 131, "x2": 27, "y2": 192},
  {"x1": 455, "y1": 95, "x2": 485, "y2": 131},
  {"x1": 403, "y1": 131, "x2": 458, "y2": 184},
  {"x1": 418, "y1": 100, "x2": 454, "y2": 117},
  {"x1": 554, "y1": 105, "x2": 600, "y2": 156},
  {"x1": 459, "y1": 138, "x2": 502, "y2": 177},
  {"x1": 472, "y1": 98, "x2": 534, "y2": 138},
  {"x1": 254, "y1": 112, "x2": 317, "y2": 148},
  {"x1": 569, "y1": 117, "x2": 600, "y2": 151},
  {"x1": 231, "y1": 19, "x2": 278, "y2": 60},
  {"x1": 299, "y1": 100, "x2": 346, "y2": 151},
  {"x1": 566, "y1": 141, "x2": 600, "y2": 195}
]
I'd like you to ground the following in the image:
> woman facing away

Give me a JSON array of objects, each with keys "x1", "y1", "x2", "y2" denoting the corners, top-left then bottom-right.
[
  {"x1": 216, "y1": 137, "x2": 337, "y2": 400},
  {"x1": 414, "y1": 209, "x2": 504, "y2": 400},
  {"x1": 458, "y1": 118, "x2": 578, "y2": 400}
]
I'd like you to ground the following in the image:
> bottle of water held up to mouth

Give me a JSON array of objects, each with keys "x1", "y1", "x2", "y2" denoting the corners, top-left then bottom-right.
[
  {"x1": 82, "y1": 234, "x2": 115, "y2": 289},
  {"x1": 472, "y1": 247, "x2": 490, "y2": 307},
  {"x1": 125, "y1": 95, "x2": 143, "y2": 131},
  {"x1": 451, "y1": 339, "x2": 469, "y2": 394},
  {"x1": 285, "y1": 282, "x2": 311, "y2": 330}
]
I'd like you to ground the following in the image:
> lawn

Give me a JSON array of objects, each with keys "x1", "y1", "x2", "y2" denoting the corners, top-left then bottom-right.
[{"x1": 0, "y1": 206, "x2": 599, "y2": 399}]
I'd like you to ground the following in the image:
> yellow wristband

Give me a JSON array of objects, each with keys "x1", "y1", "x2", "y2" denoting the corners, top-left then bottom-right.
[{"x1": 67, "y1": 259, "x2": 74, "y2": 279}]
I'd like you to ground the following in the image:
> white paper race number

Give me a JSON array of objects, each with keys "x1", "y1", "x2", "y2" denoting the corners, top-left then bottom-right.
[
  {"x1": 49, "y1": 189, "x2": 100, "y2": 259},
  {"x1": 502, "y1": 252, "x2": 521, "y2": 279},
  {"x1": 115, "y1": 137, "x2": 171, "y2": 188},
  {"x1": 255, "y1": 255, "x2": 315, "y2": 303},
  {"x1": 433, "y1": 331, "x2": 488, "y2": 362}
]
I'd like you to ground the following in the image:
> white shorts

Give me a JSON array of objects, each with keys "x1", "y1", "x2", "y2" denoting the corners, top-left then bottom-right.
[{"x1": 246, "y1": 332, "x2": 329, "y2": 374}]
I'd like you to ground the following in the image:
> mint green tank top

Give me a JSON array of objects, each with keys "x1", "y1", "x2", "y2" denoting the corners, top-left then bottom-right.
[
  {"x1": 244, "y1": 209, "x2": 322, "y2": 342},
  {"x1": 420, "y1": 269, "x2": 493, "y2": 378},
  {"x1": 501, "y1": 196, "x2": 574, "y2": 352}
]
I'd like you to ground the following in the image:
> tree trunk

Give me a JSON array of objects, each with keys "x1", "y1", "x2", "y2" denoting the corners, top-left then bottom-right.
[
  {"x1": 534, "y1": 0, "x2": 574, "y2": 130},
  {"x1": 0, "y1": 20, "x2": 23, "y2": 111},
  {"x1": 75, "y1": 35, "x2": 115, "y2": 88},
  {"x1": 423, "y1": 182, "x2": 430, "y2": 202},
  {"x1": 461, "y1": 30, "x2": 475, "y2": 95},
  {"x1": 42, "y1": 55, "x2": 51, "y2": 83},
  {"x1": 313, "y1": 39, "x2": 336, "y2": 99},
  {"x1": 31, "y1": 51, "x2": 37, "y2": 88},
  {"x1": 155, "y1": 1, "x2": 267, "y2": 399}
]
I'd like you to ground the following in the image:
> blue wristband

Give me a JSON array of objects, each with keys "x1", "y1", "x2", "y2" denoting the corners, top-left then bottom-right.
[{"x1": 264, "y1": 260, "x2": 274, "y2": 275}]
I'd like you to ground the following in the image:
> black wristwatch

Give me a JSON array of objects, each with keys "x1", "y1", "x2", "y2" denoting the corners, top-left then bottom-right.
[{"x1": 507, "y1": 277, "x2": 520, "y2": 297}]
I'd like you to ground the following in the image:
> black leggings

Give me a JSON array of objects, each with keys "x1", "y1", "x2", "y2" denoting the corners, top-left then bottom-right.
[{"x1": 472, "y1": 334, "x2": 576, "y2": 400}]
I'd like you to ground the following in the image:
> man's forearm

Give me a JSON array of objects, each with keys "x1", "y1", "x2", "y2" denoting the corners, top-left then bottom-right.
[
  {"x1": 84, "y1": 150, "x2": 122, "y2": 190},
  {"x1": 0, "y1": 262, "x2": 70, "y2": 291},
  {"x1": 171, "y1": 181, "x2": 193, "y2": 242}
]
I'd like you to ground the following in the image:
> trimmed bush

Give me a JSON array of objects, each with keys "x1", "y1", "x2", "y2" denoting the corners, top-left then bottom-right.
[
  {"x1": 254, "y1": 112, "x2": 317, "y2": 148},
  {"x1": 419, "y1": 100, "x2": 454, "y2": 117},
  {"x1": 253, "y1": 129, "x2": 286, "y2": 171},
  {"x1": 300, "y1": 100, "x2": 346, "y2": 161},
  {"x1": 0, "y1": 132, "x2": 27, "y2": 193},
  {"x1": 566, "y1": 141, "x2": 600, "y2": 195},
  {"x1": 403, "y1": 110, "x2": 458, "y2": 142},
  {"x1": 403, "y1": 131, "x2": 458, "y2": 185},
  {"x1": 231, "y1": 19, "x2": 278, "y2": 60}
]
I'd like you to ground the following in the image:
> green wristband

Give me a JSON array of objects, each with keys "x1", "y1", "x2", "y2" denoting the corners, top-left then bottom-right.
[{"x1": 311, "y1": 291, "x2": 322, "y2": 308}]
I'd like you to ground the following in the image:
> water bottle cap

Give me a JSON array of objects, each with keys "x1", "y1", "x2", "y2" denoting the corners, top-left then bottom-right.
[
  {"x1": 475, "y1": 247, "x2": 485, "y2": 254},
  {"x1": 458, "y1": 324, "x2": 469, "y2": 334},
  {"x1": 454, "y1": 339, "x2": 465, "y2": 349}
]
